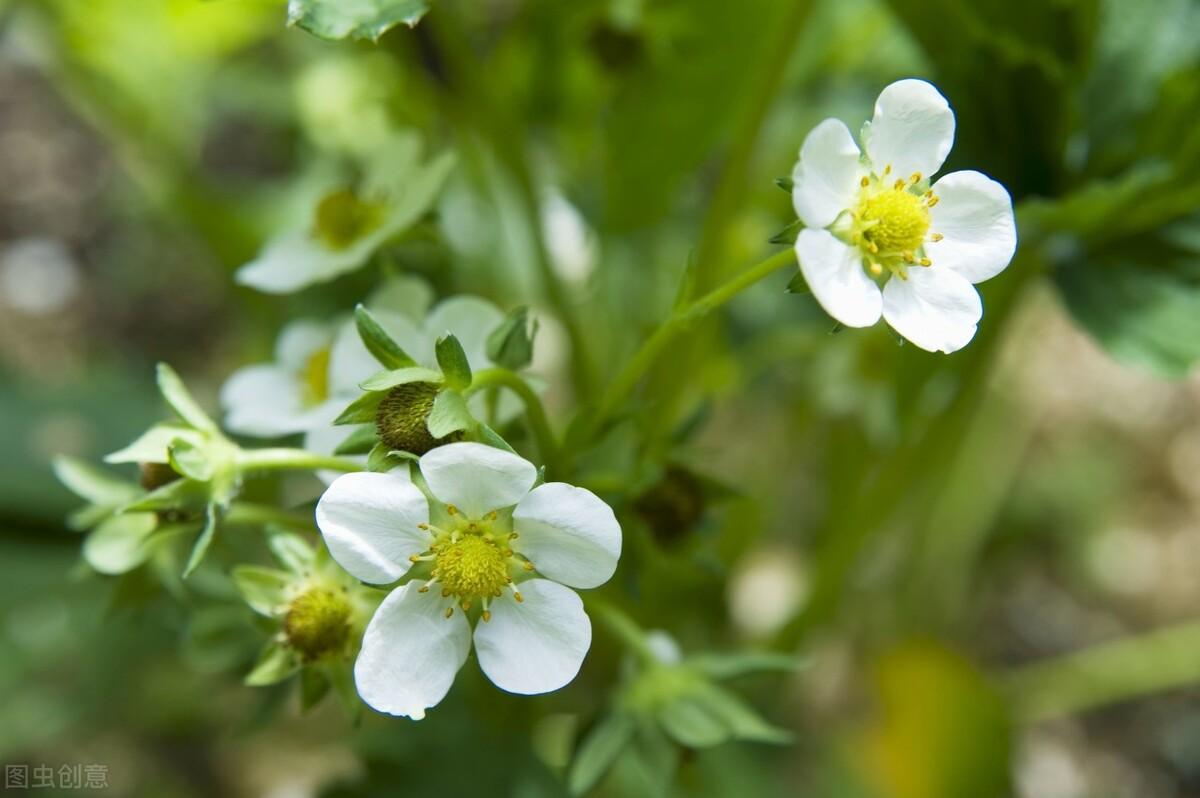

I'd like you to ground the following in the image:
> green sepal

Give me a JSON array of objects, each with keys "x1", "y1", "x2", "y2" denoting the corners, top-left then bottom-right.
[
  {"x1": 82, "y1": 512, "x2": 160, "y2": 575},
  {"x1": 120, "y1": 477, "x2": 208, "y2": 513},
  {"x1": 267, "y1": 531, "x2": 316, "y2": 573},
  {"x1": 167, "y1": 438, "x2": 213, "y2": 482},
  {"x1": 54, "y1": 456, "x2": 140, "y2": 506},
  {"x1": 183, "y1": 503, "x2": 220, "y2": 578},
  {"x1": 785, "y1": 271, "x2": 810, "y2": 294},
  {"x1": 435, "y1": 334, "x2": 473, "y2": 390},
  {"x1": 360, "y1": 366, "x2": 443, "y2": 392},
  {"x1": 156, "y1": 362, "x2": 217, "y2": 433},
  {"x1": 300, "y1": 667, "x2": 331, "y2": 711},
  {"x1": 475, "y1": 422, "x2": 517, "y2": 454},
  {"x1": 232, "y1": 565, "x2": 291, "y2": 616},
  {"x1": 486, "y1": 306, "x2": 538, "y2": 370},
  {"x1": 774, "y1": 176, "x2": 794, "y2": 193},
  {"x1": 769, "y1": 219, "x2": 803, "y2": 245},
  {"x1": 106, "y1": 423, "x2": 204, "y2": 464},
  {"x1": 426, "y1": 390, "x2": 475, "y2": 439},
  {"x1": 334, "y1": 391, "x2": 386, "y2": 425},
  {"x1": 366, "y1": 442, "x2": 400, "y2": 473},
  {"x1": 333, "y1": 425, "x2": 379, "y2": 456},
  {"x1": 354, "y1": 303, "x2": 417, "y2": 369},
  {"x1": 245, "y1": 642, "x2": 299, "y2": 687}
]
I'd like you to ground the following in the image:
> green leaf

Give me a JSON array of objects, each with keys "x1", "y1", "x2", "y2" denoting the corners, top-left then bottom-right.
[
  {"x1": 1056, "y1": 221, "x2": 1200, "y2": 377},
  {"x1": 333, "y1": 425, "x2": 379, "y2": 456},
  {"x1": 287, "y1": 0, "x2": 430, "y2": 43},
  {"x1": 334, "y1": 391, "x2": 386, "y2": 425},
  {"x1": 485, "y1": 307, "x2": 538, "y2": 370},
  {"x1": 156, "y1": 362, "x2": 217, "y2": 433},
  {"x1": 106, "y1": 423, "x2": 204, "y2": 464},
  {"x1": 183, "y1": 504, "x2": 220, "y2": 578},
  {"x1": 435, "y1": 334, "x2": 472, "y2": 390},
  {"x1": 53, "y1": 456, "x2": 139, "y2": 506},
  {"x1": 658, "y1": 683, "x2": 792, "y2": 748},
  {"x1": 246, "y1": 643, "x2": 300, "y2": 687},
  {"x1": 167, "y1": 438, "x2": 213, "y2": 482},
  {"x1": 232, "y1": 565, "x2": 291, "y2": 616},
  {"x1": 426, "y1": 390, "x2": 475, "y2": 439},
  {"x1": 568, "y1": 713, "x2": 636, "y2": 796},
  {"x1": 355, "y1": 303, "x2": 417, "y2": 369},
  {"x1": 82, "y1": 512, "x2": 159, "y2": 575},
  {"x1": 359, "y1": 366, "x2": 443, "y2": 392}
]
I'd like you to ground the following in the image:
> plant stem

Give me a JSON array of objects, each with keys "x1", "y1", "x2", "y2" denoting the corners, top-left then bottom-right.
[
  {"x1": 589, "y1": 248, "x2": 796, "y2": 435},
  {"x1": 466, "y1": 368, "x2": 562, "y2": 475},
  {"x1": 587, "y1": 598, "x2": 661, "y2": 667},
  {"x1": 224, "y1": 502, "x2": 314, "y2": 531},
  {"x1": 1003, "y1": 619, "x2": 1200, "y2": 722},
  {"x1": 235, "y1": 448, "x2": 362, "y2": 475}
]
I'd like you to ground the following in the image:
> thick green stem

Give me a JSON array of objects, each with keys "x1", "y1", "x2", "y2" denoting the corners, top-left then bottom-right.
[
  {"x1": 589, "y1": 248, "x2": 796, "y2": 435},
  {"x1": 466, "y1": 368, "x2": 562, "y2": 475},
  {"x1": 1003, "y1": 619, "x2": 1200, "y2": 722},
  {"x1": 235, "y1": 448, "x2": 362, "y2": 475}
]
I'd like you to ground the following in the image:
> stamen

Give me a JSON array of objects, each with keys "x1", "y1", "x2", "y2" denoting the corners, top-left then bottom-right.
[
  {"x1": 482, "y1": 610, "x2": 492, "y2": 622},
  {"x1": 444, "y1": 607, "x2": 454, "y2": 619},
  {"x1": 910, "y1": 172, "x2": 921, "y2": 184},
  {"x1": 927, "y1": 195, "x2": 939, "y2": 207},
  {"x1": 446, "y1": 505, "x2": 458, "y2": 516},
  {"x1": 931, "y1": 232, "x2": 944, "y2": 242},
  {"x1": 860, "y1": 176, "x2": 869, "y2": 188},
  {"x1": 460, "y1": 600, "x2": 471, "y2": 611},
  {"x1": 486, "y1": 511, "x2": 498, "y2": 521},
  {"x1": 919, "y1": 257, "x2": 932, "y2": 267},
  {"x1": 883, "y1": 164, "x2": 892, "y2": 176},
  {"x1": 903, "y1": 252, "x2": 915, "y2": 263},
  {"x1": 523, "y1": 561, "x2": 535, "y2": 572},
  {"x1": 869, "y1": 262, "x2": 884, "y2": 276},
  {"x1": 894, "y1": 179, "x2": 905, "y2": 191},
  {"x1": 509, "y1": 532, "x2": 519, "y2": 541}
]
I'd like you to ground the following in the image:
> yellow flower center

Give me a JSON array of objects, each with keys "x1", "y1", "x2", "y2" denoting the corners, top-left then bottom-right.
[
  {"x1": 300, "y1": 346, "x2": 331, "y2": 407},
  {"x1": 848, "y1": 171, "x2": 941, "y2": 279},
  {"x1": 858, "y1": 188, "x2": 930, "y2": 255},
  {"x1": 312, "y1": 187, "x2": 386, "y2": 250},
  {"x1": 434, "y1": 535, "x2": 509, "y2": 600}
]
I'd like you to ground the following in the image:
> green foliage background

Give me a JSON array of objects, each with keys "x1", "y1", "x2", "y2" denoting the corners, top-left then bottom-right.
[{"x1": 1, "y1": 0, "x2": 1200, "y2": 796}]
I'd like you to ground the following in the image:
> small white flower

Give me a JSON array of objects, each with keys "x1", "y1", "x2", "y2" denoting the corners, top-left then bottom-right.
[
  {"x1": 315, "y1": 442, "x2": 621, "y2": 719},
  {"x1": 791, "y1": 79, "x2": 1017, "y2": 353}
]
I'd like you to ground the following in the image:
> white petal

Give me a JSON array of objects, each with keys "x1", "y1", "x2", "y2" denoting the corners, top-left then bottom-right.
[
  {"x1": 512, "y1": 483, "x2": 621, "y2": 589},
  {"x1": 418, "y1": 442, "x2": 537, "y2": 517},
  {"x1": 219, "y1": 365, "x2": 314, "y2": 437},
  {"x1": 791, "y1": 118, "x2": 864, "y2": 229},
  {"x1": 354, "y1": 584, "x2": 471, "y2": 719},
  {"x1": 474, "y1": 579, "x2": 591, "y2": 695},
  {"x1": 864, "y1": 79, "x2": 955, "y2": 180},
  {"x1": 423, "y1": 296, "x2": 506, "y2": 368},
  {"x1": 275, "y1": 319, "x2": 334, "y2": 370},
  {"x1": 925, "y1": 171, "x2": 1016, "y2": 284},
  {"x1": 235, "y1": 230, "x2": 362, "y2": 295},
  {"x1": 315, "y1": 471, "x2": 430, "y2": 584},
  {"x1": 882, "y1": 267, "x2": 982, "y2": 353},
  {"x1": 328, "y1": 311, "x2": 430, "y2": 397},
  {"x1": 794, "y1": 229, "x2": 882, "y2": 328}
]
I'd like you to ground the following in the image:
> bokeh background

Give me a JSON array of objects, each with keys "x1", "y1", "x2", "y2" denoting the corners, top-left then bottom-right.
[{"x1": 2, "y1": 0, "x2": 1200, "y2": 796}]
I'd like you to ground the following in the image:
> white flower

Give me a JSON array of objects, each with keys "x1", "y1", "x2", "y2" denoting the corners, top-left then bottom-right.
[
  {"x1": 315, "y1": 442, "x2": 621, "y2": 719},
  {"x1": 791, "y1": 79, "x2": 1017, "y2": 353}
]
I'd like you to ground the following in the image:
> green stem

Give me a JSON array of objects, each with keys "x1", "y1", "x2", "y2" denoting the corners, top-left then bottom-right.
[
  {"x1": 1003, "y1": 619, "x2": 1200, "y2": 722},
  {"x1": 587, "y1": 598, "x2": 660, "y2": 667},
  {"x1": 224, "y1": 502, "x2": 314, "y2": 531},
  {"x1": 466, "y1": 368, "x2": 562, "y2": 475},
  {"x1": 590, "y1": 248, "x2": 796, "y2": 434},
  {"x1": 234, "y1": 448, "x2": 362, "y2": 475}
]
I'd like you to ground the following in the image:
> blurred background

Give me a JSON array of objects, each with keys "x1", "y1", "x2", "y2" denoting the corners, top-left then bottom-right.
[{"x1": 2, "y1": 0, "x2": 1200, "y2": 796}]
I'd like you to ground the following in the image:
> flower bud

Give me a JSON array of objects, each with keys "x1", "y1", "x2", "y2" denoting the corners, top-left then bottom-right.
[{"x1": 139, "y1": 461, "x2": 180, "y2": 492}]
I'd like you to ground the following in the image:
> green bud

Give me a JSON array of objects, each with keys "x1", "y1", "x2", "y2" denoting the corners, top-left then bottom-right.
[
  {"x1": 283, "y1": 588, "x2": 352, "y2": 662},
  {"x1": 375, "y1": 382, "x2": 458, "y2": 455}
]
